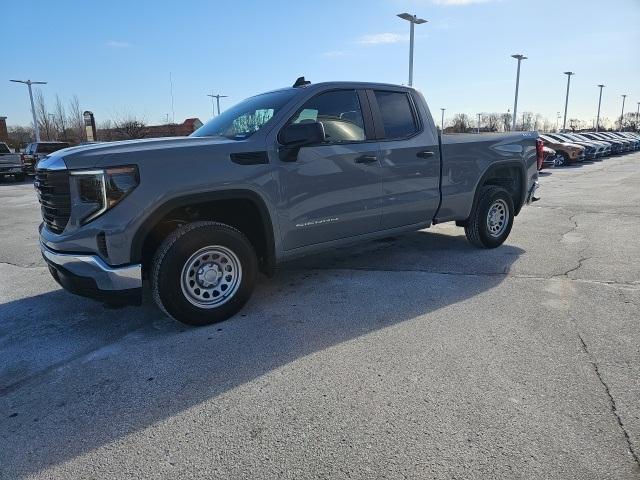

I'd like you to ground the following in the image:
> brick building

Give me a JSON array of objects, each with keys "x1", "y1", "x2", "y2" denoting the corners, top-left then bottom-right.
[{"x1": 98, "y1": 118, "x2": 203, "y2": 141}]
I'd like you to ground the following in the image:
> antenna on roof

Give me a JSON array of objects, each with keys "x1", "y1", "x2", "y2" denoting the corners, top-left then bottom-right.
[{"x1": 293, "y1": 76, "x2": 311, "y2": 88}]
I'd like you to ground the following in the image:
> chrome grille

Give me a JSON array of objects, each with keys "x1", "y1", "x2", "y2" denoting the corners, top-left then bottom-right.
[{"x1": 35, "y1": 170, "x2": 71, "y2": 234}]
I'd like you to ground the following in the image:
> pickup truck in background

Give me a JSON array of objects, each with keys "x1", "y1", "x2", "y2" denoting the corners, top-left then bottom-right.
[
  {"x1": 0, "y1": 142, "x2": 25, "y2": 181},
  {"x1": 35, "y1": 79, "x2": 541, "y2": 326},
  {"x1": 22, "y1": 141, "x2": 70, "y2": 174}
]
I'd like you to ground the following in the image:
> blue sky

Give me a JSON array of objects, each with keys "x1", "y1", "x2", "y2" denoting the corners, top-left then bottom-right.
[{"x1": 1, "y1": 0, "x2": 638, "y2": 128}]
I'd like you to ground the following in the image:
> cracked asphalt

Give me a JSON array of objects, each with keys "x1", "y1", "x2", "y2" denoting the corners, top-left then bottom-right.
[{"x1": 1, "y1": 154, "x2": 639, "y2": 479}]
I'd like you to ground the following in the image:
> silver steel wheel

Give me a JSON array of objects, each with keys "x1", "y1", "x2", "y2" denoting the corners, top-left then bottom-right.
[
  {"x1": 180, "y1": 245, "x2": 242, "y2": 309},
  {"x1": 486, "y1": 199, "x2": 509, "y2": 238}
]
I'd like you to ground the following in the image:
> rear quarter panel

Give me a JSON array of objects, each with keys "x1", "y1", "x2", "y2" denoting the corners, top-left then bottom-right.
[{"x1": 437, "y1": 132, "x2": 538, "y2": 222}]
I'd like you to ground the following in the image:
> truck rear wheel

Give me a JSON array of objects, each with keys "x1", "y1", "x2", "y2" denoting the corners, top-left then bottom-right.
[
  {"x1": 464, "y1": 186, "x2": 514, "y2": 249},
  {"x1": 151, "y1": 221, "x2": 257, "y2": 326}
]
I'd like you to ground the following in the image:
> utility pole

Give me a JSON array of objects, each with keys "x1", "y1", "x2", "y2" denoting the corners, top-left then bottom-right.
[
  {"x1": 440, "y1": 108, "x2": 445, "y2": 131},
  {"x1": 596, "y1": 84, "x2": 605, "y2": 132},
  {"x1": 10, "y1": 79, "x2": 47, "y2": 142},
  {"x1": 397, "y1": 13, "x2": 427, "y2": 87},
  {"x1": 207, "y1": 93, "x2": 228, "y2": 116},
  {"x1": 511, "y1": 54, "x2": 527, "y2": 131},
  {"x1": 619, "y1": 94, "x2": 627, "y2": 130},
  {"x1": 562, "y1": 71, "x2": 574, "y2": 131}
]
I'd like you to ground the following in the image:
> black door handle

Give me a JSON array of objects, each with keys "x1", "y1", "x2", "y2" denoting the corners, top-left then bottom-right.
[
  {"x1": 355, "y1": 155, "x2": 378, "y2": 164},
  {"x1": 417, "y1": 150, "x2": 435, "y2": 159}
]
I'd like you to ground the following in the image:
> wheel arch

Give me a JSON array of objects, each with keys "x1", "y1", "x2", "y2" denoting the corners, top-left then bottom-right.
[
  {"x1": 131, "y1": 189, "x2": 277, "y2": 276},
  {"x1": 470, "y1": 160, "x2": 526, "y2": 218}
]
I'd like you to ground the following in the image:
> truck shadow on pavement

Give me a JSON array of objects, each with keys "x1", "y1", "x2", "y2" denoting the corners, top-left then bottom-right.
[{"x1": 0, "y1": 230, "x2": 523, "y2": 477}]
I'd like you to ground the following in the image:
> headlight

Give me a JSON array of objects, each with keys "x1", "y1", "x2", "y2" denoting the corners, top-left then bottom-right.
[{"x1": 70, "y1": 165, "x2": 139, "y2": 224}]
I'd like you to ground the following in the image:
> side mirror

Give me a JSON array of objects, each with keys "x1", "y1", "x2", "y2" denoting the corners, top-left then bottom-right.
[{"x1": 279, "y1": 122, "x2": 325, "y2": 146}]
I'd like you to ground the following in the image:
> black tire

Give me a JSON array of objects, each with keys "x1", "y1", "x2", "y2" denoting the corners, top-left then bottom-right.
[
  {"x1": 151, "y1": 221, "x2": 257, "y2": 326},
  {"x1": 464, "y1": 186, "x2": 514, "y2": 249},
  {"x1": 14, "y1": 173, "x2": 25, "y2": 182}
]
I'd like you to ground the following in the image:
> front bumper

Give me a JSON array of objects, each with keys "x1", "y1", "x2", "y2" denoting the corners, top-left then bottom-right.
[
  {"x1": 0, "y1": 165, "x2": 24, "y2": 175},
  {"x1": 41, "y1": 242, "x2": 142, "y2": 304}
]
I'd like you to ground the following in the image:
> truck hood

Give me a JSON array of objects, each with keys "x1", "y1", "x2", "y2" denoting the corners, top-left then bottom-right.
[{"x1": 49, "y1": 136, "x2": 241, "y2": 170}]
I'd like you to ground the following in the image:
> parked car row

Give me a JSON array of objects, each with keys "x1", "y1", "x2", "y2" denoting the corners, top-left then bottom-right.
[
  {"x1": 538, "y1": 131, "x2": 640, "y2": 168},
  {"x1": 0, "y1": 141, "x2": 70, "y2": 181}
]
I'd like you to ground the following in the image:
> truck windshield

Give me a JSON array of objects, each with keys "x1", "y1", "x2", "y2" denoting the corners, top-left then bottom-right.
[{"x1": 191, "y1": 90, "x2": 298, "y2": 140}]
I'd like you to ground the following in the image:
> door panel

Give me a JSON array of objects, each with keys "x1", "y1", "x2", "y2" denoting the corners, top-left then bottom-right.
[
  {"x1": 278, "y1": 142, "x2": 382, "y2": 250},
  {"x1": 378, "y1": 140, "x2": 441, "y2": 229},
  {"x1": 370, "y1": 90, "x2": 441, "y2": 229}
]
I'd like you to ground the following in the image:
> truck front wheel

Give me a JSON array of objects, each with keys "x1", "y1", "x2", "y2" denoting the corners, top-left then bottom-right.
[
  {"x1": 151, "y1": 221, "x2": 258, "y2": 326},
  {"x1": 464, "y1": 186, "x2": 514, "y2": 249}
]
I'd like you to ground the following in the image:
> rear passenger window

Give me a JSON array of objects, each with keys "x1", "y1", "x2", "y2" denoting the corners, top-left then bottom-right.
[
  {"x1": 374, "y1": 91, "x2": 418, "y2": 139},
  {"x1": 288, "y1": 90, "x2": 366, "y2": 143}
]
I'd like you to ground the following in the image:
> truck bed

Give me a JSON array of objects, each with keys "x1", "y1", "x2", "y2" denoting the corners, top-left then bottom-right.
[{"x1": 436, "y1": 132, "x2": 539, "y2": 222}]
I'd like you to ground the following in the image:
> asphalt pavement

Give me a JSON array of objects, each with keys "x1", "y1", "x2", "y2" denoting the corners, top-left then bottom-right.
[{"x1": 1, "y1": 154, "x2": 639, "y2": 479}]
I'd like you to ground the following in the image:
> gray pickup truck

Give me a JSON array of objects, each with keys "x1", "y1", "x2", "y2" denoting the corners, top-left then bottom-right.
[
  {"x1": 0, "y1": 142, "x2": 25, "y2": 181},
  {"x1": 36, "y1": 80, "x2": 540, "y2": 325}
]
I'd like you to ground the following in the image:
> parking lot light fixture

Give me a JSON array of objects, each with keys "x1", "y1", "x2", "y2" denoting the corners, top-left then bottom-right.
[
  {"x1": 596, "y1": 85, "x2": 605, "y2": 132},
  {"x1": 562, "y1": 72, "x2": 574, "y2": 131},
  {"x1": 207, "y1": 93, "x2": 228, "y2": 116},
  {"x1": 511, "y1": 54, "x2": 527, "y2": 131},
  {"x1": 619, "y1": 94, "x2": 627, "y2": 130},
  {"x1": 10, "y1": 79, "x2": 47, "y2": 142},
  {"x1": 397, "y1": 13, "x2": 427, "y2": 87}
]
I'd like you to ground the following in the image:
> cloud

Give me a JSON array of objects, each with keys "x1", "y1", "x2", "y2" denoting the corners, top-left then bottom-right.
[
  {"x1": 322, "y1": 50, "x2": 349, "y2": 57},
  {"x1": 105, "y1": 40, "x2": 131, "y2": 48},
  {"x1": 432, "y1": 0, "x2": 494, "y2": 5},
  {"x1": 356, "y1": 33, "x2": 409, "y2": 45}
]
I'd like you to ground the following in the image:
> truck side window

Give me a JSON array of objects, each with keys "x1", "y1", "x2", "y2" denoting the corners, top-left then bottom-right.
[
  {"x1": 374, "y1": 91, "x2": 418, "y2": 139},
  {"x1": 289, "y1": 90, "x2": 365, "y2": 143}
]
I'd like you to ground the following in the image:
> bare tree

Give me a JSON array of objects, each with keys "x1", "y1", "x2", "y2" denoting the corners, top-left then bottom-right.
[
  {"x1": 67, "y1": 95, "x2": 86, "y2": 143},
  {"x1": 621, "y1": 112, "x2": 638, "y2": 132},
  {"x1": 450, "y1": 114, "x2": 470, "y2": 133},
  {"x1": 7, "y1": 125, "x2": 34, "y2": 150},
  {"x1": 53, "y1": 95, "x2": 68, "y2": 141},
  {"x1": 112, "y1": 117, "x2": 147, "y2": 139},
  {"x1": 34, "y1": 89, "x2": 55, "y2": 140},
  {"x1": 533, "y1": 114, "x2": 543, "y2": 132},
  {"x1": 500, "y1": 113, "x2": 512, "y2": 132},
  {"x1": 519, "y1": 112, "x2": 534, "y2": 131},
  {"x1": 482, "y1": 113, "x2": 500, "y2": 132}
]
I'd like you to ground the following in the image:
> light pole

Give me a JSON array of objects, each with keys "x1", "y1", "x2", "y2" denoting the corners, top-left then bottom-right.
[
  {"x1": 556, "y1": 112, "x2": 561, "y2": 132},
  {"x1": 619, "y1": 94, "x2": 627, "y2": 130},
  {"x1": 596, "y1": 84, "x2": 605, "y2": 132},
  {"x1": 10, "y1": 79, "x2": 47, "y2": 142},
  {"x1": 511, "y1": 54, "x2": 527, "y2": 131},
  {"x1": 207, "y1": 93, "x2": 228, "y2": 116},
  {"x1": 440, "y1": 108, "x2": 445, "y2": 131},
  {"x1": 477, "y1": 113, "x2": 481, "y2": 133},
  {"x1": 562, "y1": 71, "x2": 574, "y2": 131},
  {"x1": 397, "y1": 13, "x2": 427, "y2": 87},
  {"x1": 636, "y1": 102, "x2": 639, "y2": 132}
]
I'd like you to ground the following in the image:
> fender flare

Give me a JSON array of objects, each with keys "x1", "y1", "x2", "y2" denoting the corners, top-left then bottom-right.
[
  {"x1": 130, "y1": 189, "x2": 277, "y2": 275},
  {"x1": 469, "y1": 160, "x2": 527, "y2": 219}
]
